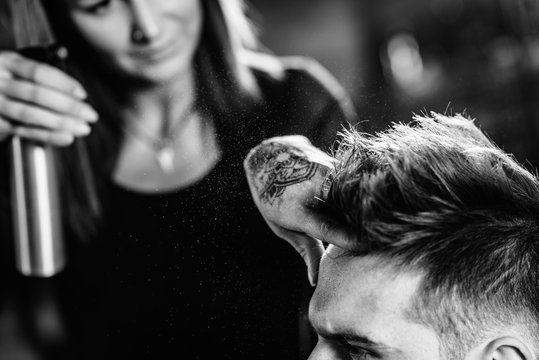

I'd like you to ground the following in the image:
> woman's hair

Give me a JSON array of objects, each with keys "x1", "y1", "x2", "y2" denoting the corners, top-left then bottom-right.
[
  {"x1": 38, "y1": 0, "x2": 267, "y2": 242},
  {"x1": 41, "y1": 0, "x2": 261, "y2": 106}
]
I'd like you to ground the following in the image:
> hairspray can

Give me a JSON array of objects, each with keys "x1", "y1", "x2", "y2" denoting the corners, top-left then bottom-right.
[{"x1": 9, "y1": 45, "x2": 67, "y2": 277}]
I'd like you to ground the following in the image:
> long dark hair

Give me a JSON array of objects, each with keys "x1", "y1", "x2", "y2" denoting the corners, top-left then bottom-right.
[{"x1": 38, "y1": 0, "x2": 267, "y2": 242}]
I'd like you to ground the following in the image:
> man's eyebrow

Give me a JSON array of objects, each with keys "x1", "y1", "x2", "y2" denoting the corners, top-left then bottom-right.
[{"x1": 311, "y1": 321, "x2": 397, "y2": 352}]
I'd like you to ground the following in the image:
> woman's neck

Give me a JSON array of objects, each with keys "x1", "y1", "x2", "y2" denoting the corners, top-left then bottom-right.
[
  {"x1": 110, "y1": 66, "x2": 222, "y2": 193},
  {"x1": 121, "y1": 67, "x2": 196, "y2": 131},
  {"x1": 84, "y1": 62, "x2": 197, "y2": 133}
]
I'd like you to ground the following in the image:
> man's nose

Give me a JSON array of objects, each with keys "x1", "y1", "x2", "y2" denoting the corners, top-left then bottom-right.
[
  {"x1": 308, "y1": 338, "x2": 346, "y2": 360},
  {"x1": 130, "y1": 0, "x2": 160, "y2": 43}
]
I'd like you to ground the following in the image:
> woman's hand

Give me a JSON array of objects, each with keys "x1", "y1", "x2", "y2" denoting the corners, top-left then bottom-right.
[
  {"x1": 0, "y1": 51, "x2": 98, "y2": 146},
  {"x1": 244, "y1": 135, "x2": 354, "y2": 286}
]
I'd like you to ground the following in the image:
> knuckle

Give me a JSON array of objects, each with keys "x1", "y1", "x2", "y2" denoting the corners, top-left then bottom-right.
[
  {"x1": 28, "y1": 84, "x2": 42, "y2": 104},
  {"x1": 296, "y1": 245, "x2": 309, "y2": 259},
  {"x1": 38, "y1": 132, "x2": 51, "y2": 143},
  {"x1": 69, "y1": 101, "x2": 84, "y2": 117},
  {"x1": 55, "y1": 133, "x2": 74, "y2": 146},
  {"x1": 31, "y1": 130, "x2": 52, "y2": 144},
  {"x1": 318, "y1": 221, "x2": 331, "y2": 241},
  {"x1": 12, "y1": 126, "x2": 26, "y2": 137},
  {"x1": 0, "y1": 51, "x2": 16, "y2": 64},
  {"x1": 287, "y1": 236, "x2": 309, "y2": 257},
  {"x1": 19, "y1": 105, "x2": 35, "y2": 124},
  {"x1": 28, "y1": 61, "x2": 41, "y2": 82},
  {"x1": 53, "y1": 115, "x2": 70, "y2": 130},
  {"x1": 20, "y1": 106, "x2": 48, "y2": 128},
  {"x1": 0, "y1": 116, "x2": 13, "y2": 133}
]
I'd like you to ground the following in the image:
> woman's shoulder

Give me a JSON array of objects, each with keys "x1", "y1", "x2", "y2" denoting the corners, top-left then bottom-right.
[
  {"x1": 239, "y1": 50, "x2": 358, "y2": 148},
  {"x1": 241, "y1": 50, "x2": 351, "y2": 106}
]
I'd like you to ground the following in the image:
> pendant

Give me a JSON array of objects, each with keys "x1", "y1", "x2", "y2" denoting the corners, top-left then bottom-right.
[{"x1": 155, "y1": 146, "x2": 175, "y2": 172}]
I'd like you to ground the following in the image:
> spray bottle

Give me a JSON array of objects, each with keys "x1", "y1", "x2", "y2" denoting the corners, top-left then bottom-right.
[{"x1": 8, "y1": 0, "x2": 66, "y2": 277}]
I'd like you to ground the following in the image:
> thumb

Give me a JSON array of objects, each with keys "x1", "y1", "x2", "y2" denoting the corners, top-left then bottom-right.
[
  {"x1": 302, "y1": 212, "x2": 357, "y2": 251},
  {"x1": 304, "y1": 239, "x2": 325, "y2": 286}
]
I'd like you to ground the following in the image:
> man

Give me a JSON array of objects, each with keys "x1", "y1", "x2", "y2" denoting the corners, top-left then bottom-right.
[{"x1": 244, "y1": 113, "x2": 539, "y2": 359}]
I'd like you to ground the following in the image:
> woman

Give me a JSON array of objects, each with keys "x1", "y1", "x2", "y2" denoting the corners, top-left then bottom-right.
[{"x1": 0, "y1": 0, "x2": 357, "y2": 358}]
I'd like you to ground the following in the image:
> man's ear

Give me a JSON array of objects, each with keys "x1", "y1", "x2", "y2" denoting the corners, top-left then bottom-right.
[{"x1": 468, "y1": 336, "x2": 535, "y2": 360}]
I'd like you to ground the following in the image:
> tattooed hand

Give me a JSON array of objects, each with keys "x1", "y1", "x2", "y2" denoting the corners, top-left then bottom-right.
[{"x1": 244, "y1": 135, "x2": 354, "y2": 286}]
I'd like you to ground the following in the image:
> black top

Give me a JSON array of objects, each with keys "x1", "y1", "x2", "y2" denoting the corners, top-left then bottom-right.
[{"x1": 0, "y1": 56, "x2": 357, "y2": 359}]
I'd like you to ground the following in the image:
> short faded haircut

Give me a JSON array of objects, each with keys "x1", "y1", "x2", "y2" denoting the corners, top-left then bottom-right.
[{"x1": 324, "y1": 113, "x2": 539, "y2": 359}]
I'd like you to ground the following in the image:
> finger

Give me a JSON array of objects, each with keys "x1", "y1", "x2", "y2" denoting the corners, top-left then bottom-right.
[
  {"x1": 272, "y1": 135, "x2": 336, "y2": 167},
  {"x1": 0, "y1": 78, "x2": 98, "y2": 122},
  {"x1": 0, "y1": 52, "x2": 86, "y2": 98},
  {"x1": 303, "y1": 212, "x2": 358, "y2": 251},
  {"x1": 301, "y1": 147, "x2": 336, "y2": 170},
  {"x1": 0, "y1": 64, "x2": 12, "y2": 80},
  {"x1": 0, "y1": 95, "x2": 91, "y2": 136},
  {"x1": 13, "y1": 126, "x2": 75, "y2": 146},
  {"x1": 244, "y1": 140, "x2": 332, "y2": 212},
  {"x1": 268, "y1": 222, "x2": 325, "y2": 286},
  {"x1": 306, "y1": 240, "x2": 325, "y2": 286}
]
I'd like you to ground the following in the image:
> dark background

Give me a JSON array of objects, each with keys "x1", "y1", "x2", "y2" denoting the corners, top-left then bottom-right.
[
  {"x1": 250, "y1": 0, "x2": 539, "y2": 169},
  {"x1": 1, "y1": 0, "x2": 538, "y2": 166}
]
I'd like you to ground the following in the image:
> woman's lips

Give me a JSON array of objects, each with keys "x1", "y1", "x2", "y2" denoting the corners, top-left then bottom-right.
[{"x1": 130, "y1": 41, "x2": 179, "y2": 62}]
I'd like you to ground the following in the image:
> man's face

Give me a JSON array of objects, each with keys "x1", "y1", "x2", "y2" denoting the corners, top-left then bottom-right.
[{"x1": 308, "y1": 246, "x2": 440, "y2": 360}]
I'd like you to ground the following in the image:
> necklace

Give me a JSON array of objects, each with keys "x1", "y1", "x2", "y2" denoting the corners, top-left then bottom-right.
[{"x1": 121, "y1": 106, "x2": 196, "y2": 173}]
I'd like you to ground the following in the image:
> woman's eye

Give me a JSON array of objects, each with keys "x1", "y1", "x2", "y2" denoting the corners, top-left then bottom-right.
[{"x1": 81, "y1": 0, "x2": 113, "y2": 15}]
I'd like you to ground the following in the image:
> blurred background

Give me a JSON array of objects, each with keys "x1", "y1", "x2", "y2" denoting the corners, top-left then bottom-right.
[
  {"x1": 1, "y1": 0, "x2": 539, "y2": 359},
  {"x1": 0, "y1": 0, "x2": 538, "y2": 164},
  {"x1": 249, "y1": 0, "x2": 539, "y2": 169}
]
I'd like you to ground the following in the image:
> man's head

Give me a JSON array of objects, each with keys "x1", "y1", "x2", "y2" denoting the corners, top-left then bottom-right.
[{"x1": 309, "y1": 114, "x2": 539, "y2": 360}]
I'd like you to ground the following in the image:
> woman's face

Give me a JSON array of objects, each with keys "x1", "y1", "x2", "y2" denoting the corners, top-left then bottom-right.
[{"x1": 64, "y1": 0, "x2": 203, "y2": 84}]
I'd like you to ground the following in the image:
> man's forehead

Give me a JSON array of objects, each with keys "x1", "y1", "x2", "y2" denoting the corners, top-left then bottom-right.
[
  {"x1": 310, "y1": 247, "x2": 428, "y2": 350},
  {"x1": 316, "y1": 245, "x2": 413, "y2": 296},
  {"x1": 311, "y1": 248, "x2": 422, "y2": 317}
]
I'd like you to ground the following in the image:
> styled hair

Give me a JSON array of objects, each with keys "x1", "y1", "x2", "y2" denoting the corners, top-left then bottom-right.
[
  {"x1": 324, "y1": 113, "x2": 539, "y2": 358},
  {"x1": 35, "y1": 0, "x2": 267, "y2": 241}
]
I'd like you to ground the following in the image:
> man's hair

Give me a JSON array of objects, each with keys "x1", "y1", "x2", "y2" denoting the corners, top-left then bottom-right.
[{"x1": 325, "y1": 113, "x2": 539, "y2": 359}]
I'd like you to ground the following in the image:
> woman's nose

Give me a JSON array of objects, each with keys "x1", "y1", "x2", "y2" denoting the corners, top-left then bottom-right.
[{"x1": 129, "y1": 0, "x2": 160, "y2": 44}]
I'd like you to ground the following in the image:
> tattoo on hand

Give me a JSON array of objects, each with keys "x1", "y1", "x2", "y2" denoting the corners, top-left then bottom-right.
[{"x1": 248, "y1": 142, "x2": 319, "y2": 205}]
